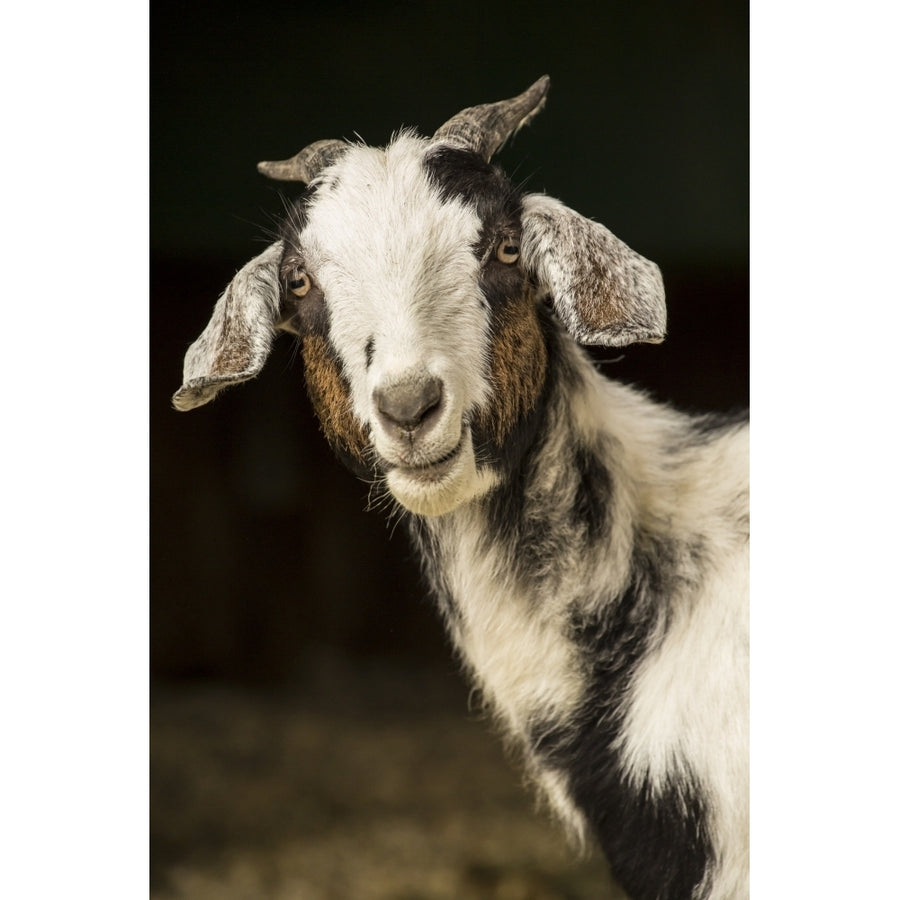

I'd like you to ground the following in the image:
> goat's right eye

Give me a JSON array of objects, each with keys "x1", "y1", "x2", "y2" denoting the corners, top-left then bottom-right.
[
  {"x1": 496, "y1": 239, "x2": 520, "y2": 265},
  {"x1": 287, "y1": 268, "x2": 311, "y2": 298}
]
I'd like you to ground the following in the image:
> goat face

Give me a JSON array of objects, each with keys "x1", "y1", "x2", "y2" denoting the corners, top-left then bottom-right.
[
  {"x1": 277, "y1": 137, "x2": 552, "y2": 516},
  {"x1": 173, "y1": 77, "x2": 668, "y2": 517}
]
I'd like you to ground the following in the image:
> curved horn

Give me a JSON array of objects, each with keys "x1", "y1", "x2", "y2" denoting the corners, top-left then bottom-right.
[
  {"x1": 430, "y1": 75, "x2": 550, "y2": 161},
  {"x1": 257, "y1": 138, "x2": 346, "y2": 183}
]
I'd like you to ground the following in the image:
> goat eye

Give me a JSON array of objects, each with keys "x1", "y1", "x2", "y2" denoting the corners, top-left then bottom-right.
[
  {"x1": 287, "y1": 268, "x2": 311, "y2": 298},
  {"x1": 496, "y1": 239, "x2": 520, "y2": 264}
]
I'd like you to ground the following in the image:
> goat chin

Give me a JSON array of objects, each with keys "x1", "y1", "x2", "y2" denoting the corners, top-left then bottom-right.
[{"x1": 384, "y1": 437, "x2": 497, "y2": 517}]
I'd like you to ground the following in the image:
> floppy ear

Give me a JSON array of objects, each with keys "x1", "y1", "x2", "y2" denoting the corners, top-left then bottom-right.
[
  {"x1": 520, "y1": 194, "x2": 666, "y2": 347},
  {"x1": 172, "y1": 241, "x2": 283, "y2": 411}
]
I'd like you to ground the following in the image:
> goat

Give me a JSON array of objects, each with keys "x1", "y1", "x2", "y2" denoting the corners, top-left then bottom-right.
[{"x1": 172, "y1": 77, "x2": 749, "y2": 900}]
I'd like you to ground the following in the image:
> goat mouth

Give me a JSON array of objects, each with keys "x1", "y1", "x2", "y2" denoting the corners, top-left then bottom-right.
[
  {"x1": 385, "y1": 437, "x2": 465, "y2": 483},
  {"x1": 381, "y1": 428, "x2": 494, "y2": 517}
]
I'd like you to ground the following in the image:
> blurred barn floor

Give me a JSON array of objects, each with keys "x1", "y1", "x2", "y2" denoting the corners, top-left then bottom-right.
[{"x1": 150, "y1": 657, "x2": 627, "y2": 900}]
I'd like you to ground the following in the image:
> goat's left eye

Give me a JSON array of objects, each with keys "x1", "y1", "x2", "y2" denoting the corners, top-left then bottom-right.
[
  {"x1": 288, "y1": 269, "x2": 311, "y2": 298},
  {"x1": 496, "y1": 239, "x2": 520, "y2": 264}
]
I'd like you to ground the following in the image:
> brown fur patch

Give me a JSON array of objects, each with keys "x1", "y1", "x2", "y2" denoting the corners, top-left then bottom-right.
[
  {"x1": 476, "y1": 289, "x2": 548, "y2": 446},
  {"x1": 302, "y1": 334, "x2": 369, "y2": 463}
]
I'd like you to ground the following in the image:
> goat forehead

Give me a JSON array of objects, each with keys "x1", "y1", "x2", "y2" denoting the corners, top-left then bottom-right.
[{"x1": 302, "y1": 138, "x2": 483, "y2": 288}]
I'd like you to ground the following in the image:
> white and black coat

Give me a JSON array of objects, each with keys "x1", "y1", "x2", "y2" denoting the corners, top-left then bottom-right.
[{"x1": 173, "y1": 77, "x2": 749, "y2": 900}]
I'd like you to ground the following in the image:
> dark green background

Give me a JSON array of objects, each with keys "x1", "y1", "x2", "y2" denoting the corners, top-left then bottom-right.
[{"x1": 151, "y1": 0, "x2": 748, "y2": 682}]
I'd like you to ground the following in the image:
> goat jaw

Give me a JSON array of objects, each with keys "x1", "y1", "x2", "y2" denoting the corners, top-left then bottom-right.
[{"x1": 383, "y1": 431, "x2": 496, "y2": 517}]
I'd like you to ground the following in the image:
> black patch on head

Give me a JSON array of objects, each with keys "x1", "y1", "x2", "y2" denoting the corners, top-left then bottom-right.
[
  {"x1": 424, "y1": 146, "x2": 519, "y2": 214},
  {"x1": 364, "y1": 336, "x2": 375, "y2": 369},
  {"x1": 531, "y1": 537, "x2": 713, "y2": 900},
  {"x1": 424, "y1": 146, "x2": 524, "y2": 279}
]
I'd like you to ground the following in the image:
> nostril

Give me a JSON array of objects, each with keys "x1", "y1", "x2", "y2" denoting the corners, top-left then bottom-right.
[{"x1": 375, "y1": 376, "x2": 443, "y2": 432}]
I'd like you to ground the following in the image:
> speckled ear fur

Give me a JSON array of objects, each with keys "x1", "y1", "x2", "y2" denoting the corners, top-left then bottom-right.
[
  {"x1": 172, "y1": 242, "x2": 283, "y2": 411},
  {"x1": 521, "y1": 194, "x2": 666, "y2": 347}
]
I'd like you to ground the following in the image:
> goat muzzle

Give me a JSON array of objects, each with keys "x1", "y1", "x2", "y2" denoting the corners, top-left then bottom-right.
[{"x1": 373, "y1": 375, "x2": 445, "y2": 445}]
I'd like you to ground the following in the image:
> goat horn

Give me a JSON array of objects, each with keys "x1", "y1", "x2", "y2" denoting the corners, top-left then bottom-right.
[
  {"x1": 431, "y1": 75, "x2": 550, "y2": 161},
  {"x1": 257, "y1": 138, "x2": 346, "y2": 183}
]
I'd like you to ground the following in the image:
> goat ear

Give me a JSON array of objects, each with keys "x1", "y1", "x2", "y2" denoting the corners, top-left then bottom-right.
[
  {"x1": 172, "y1": 242, "x2": 283, "y2": 411},
  {"x1": 521, "y1": 194, "x2": 666, "y2": 347}
]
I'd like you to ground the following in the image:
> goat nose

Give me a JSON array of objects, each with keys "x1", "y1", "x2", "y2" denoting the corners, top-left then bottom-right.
[{"x1": 374, "y1": 376, "x2": 443, "y2": 434}]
